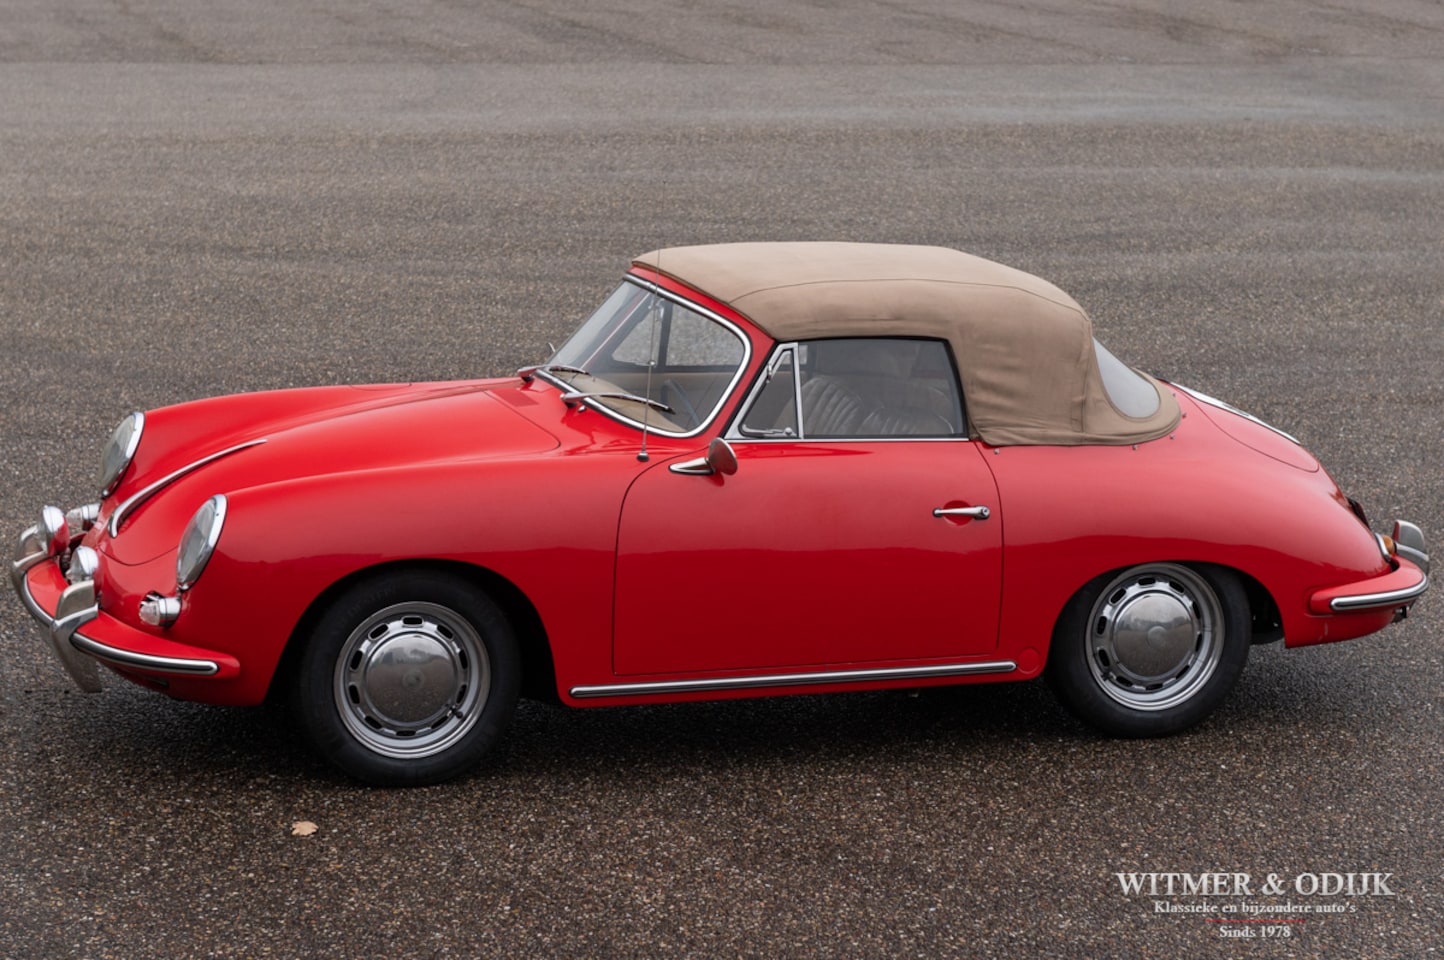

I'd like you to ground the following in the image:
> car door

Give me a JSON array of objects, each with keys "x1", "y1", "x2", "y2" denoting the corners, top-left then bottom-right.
[{"x1": 612, "y1": 338, "x2": 1003, "y2": 676}]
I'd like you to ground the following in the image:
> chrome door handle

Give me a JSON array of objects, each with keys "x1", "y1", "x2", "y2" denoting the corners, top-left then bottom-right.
[{"x1": 932, "y1": 505, "x2": 990, "y2": 520}]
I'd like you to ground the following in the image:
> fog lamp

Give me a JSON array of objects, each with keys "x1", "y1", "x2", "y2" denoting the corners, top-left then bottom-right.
[
  {"x1": 39, "y1": 505, "x2": 70, "y2": 557},
  {"x1": 67, "y1": 546, "x2": 100, "y2": 584}
]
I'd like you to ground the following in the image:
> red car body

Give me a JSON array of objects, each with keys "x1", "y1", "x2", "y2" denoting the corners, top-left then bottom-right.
[{"x1": 12, "y1": 243, "x2": 1429, "y2": 785}]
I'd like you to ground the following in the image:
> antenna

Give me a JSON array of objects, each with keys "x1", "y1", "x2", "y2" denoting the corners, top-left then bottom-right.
[{"x1": 637, "y1": 271, "x2": 661, "y2": 462}]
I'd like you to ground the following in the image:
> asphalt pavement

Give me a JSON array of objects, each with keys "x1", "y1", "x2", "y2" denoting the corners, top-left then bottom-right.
[{"x1": 3, "y1": 2, "x2": 1443, "y2": 957}]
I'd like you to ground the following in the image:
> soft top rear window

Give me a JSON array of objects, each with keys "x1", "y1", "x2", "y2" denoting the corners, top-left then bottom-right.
[{"x1": 1094, "y1": 339, "x2": 1161, "y2": 418}]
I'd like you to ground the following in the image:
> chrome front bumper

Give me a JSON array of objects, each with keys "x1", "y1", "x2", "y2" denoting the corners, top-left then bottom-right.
[
  {"x1": 11, "y1": 523, "x2": 104, "y2": 692},
  {"x1": 12, "y1": 513, "x2": 231, "y2": 692}
]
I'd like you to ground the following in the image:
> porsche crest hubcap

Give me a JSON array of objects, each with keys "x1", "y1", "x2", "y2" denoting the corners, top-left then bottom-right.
[
  {"x1": 334, "y1": 602, "x2": 490, "y2": 759},
  {"x1": 1085, "y1": 564, "x2": 1223, "y2": 711}
]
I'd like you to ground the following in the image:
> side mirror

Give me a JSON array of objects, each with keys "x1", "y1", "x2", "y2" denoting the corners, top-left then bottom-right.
[
  {"x1": 668, "y1": 438, "x2": 740, "y2": 477},
  {"x1": 706, "y1": 438, "x2": 738, "y2": 476}
]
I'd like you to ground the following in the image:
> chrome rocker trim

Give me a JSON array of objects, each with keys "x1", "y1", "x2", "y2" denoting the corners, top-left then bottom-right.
[
  {"x1": 1329, "y1": 574, "x2": 1430, "y2": 613},
  {"x1": 570, "y1": 660, "x2": 1018, "y2": 699}
]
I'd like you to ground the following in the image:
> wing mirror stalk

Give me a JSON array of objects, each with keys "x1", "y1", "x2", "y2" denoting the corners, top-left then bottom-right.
[{"x1": 668, "y1": 438, "x2": 739, "y2": 477}]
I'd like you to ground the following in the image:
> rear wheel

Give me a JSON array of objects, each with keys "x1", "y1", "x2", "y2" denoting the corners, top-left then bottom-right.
[
  {"x1": 290, "y1": 571, "x2": 520, "y2": 785},
  {"x1": 1045, "y1": 563, "x2": 1249, "y2": 737}
]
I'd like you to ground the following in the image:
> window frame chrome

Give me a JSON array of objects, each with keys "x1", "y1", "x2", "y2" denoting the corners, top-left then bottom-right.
[
  {"x1": 538, "y1": 276, "x2": 752, "y2": 440},
  {"x1": 731, "y1": 344, "x2": 803, "y2": 441},
  {"x1": 725, "y1": 338, "x2": 971, "y2": 444}
]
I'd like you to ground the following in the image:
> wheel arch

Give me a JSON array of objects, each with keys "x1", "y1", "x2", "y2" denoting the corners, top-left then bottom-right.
[
  {"x1": 1237, "y1": 568, "x2": 1284, "y2": 644},
  {"x1": 267, "y1": 558, "x2": 558, "y2": 705},
  {"x1": 1042, "y1": 558, "x2": 1256, "y2": 736},
  {"x1": 1042, "y1": 559, "x2": 1273, "y2": 666}
]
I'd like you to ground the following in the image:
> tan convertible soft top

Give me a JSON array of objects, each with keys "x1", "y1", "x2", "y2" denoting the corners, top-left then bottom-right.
[{"x1": 633, "y1": 242, "x2": 1179, "y2": 446}]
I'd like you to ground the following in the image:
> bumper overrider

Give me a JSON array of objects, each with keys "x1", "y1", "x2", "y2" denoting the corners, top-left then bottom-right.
[{"x1": 11, "y1": 506, "x2": 240, "y2": 692}]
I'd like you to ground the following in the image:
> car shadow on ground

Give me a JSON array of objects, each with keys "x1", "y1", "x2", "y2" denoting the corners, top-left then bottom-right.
[
  {"x1": 9, "y1": 675, "x2": 1076, "y2": 788},
  {"x1": 9, "y1": 638, "x2": 1409, "y2": 792}
]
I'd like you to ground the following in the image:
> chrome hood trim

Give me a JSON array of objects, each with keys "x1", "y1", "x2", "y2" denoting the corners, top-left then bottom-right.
[{"x1": 108, "y1": 440, "x2": 266, "y2": 536}]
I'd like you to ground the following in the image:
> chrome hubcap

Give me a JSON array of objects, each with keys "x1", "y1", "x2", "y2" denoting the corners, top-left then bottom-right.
[
  {"x1": 334, "y1": 602, "x2": 490, "y2": 759},
  {"x1": 1086, "y1": 564, "x2": 1222, "y2": 711}
]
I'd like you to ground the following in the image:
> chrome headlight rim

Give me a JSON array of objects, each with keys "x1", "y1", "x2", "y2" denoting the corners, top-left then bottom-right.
[
  {"x1": 100, "y1": 412, "x2": 145, "y2": 497},
  {"x1": 176, "y1": 495, "x2": 227, "y2": 592}
]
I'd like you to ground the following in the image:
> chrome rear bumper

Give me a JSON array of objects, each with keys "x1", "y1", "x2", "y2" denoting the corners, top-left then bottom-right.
[{"x1": 1310, "y1": 519, "x2": 1430, "y2": 617}]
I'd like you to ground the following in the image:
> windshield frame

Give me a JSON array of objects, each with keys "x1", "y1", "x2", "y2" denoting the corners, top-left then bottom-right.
[{"x1": 538, "y1": 275, "x2": 755, "y2": 439}]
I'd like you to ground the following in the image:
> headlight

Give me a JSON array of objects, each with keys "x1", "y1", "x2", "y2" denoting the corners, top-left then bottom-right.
[
  {"x1": 176, "y1": 495, "x2": 227, "y2": 591},
  {"x1": 100, "y1": 412, "x2": 145, "y2": 496}
]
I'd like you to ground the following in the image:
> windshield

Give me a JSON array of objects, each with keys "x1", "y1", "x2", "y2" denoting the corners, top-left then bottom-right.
[{"x1": 544, "y1": 278, "x2": 750, "y2": 435}]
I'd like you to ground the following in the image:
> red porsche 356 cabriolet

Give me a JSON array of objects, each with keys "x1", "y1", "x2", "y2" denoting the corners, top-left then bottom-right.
[{"x1": 12, "y1": 243, "x2": 1429, "y2": 785}]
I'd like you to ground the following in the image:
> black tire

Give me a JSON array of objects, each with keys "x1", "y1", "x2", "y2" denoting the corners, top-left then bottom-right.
[
  {"x1": 290, "y1": 570, "x2": 520, "y2": 786},
  {"x1": 1045, "y1": 562, "x2": 1249, "y2": 737}
]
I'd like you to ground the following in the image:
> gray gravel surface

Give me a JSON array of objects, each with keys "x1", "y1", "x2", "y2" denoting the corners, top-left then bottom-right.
[{"x1": 3, "y1": 2, "x2": 1443, "y2": 957}]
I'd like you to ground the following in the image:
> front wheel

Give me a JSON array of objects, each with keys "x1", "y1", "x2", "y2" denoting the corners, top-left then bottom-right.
[
  {"x1": 290, "y1": 571, "x2": 520, "y2": 786},
  {"x1": 1045, "y1": 563, "x2": 1250, "y2": 737}
]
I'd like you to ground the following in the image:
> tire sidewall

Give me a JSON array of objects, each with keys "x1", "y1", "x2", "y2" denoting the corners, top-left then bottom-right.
[
  {"x1": 1045, "y1": 562, "x2": 1250, "y2": 737},
  {"x1": 290, "y1": 571, "x2": 521, "y2": 786}
]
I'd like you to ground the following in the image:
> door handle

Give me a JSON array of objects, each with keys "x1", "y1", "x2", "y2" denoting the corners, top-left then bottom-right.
[{"x1": 932, "y1": 505, "x2": 990, "y2": 520}]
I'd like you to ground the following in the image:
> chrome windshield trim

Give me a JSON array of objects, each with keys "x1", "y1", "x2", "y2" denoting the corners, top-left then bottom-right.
[
  {"x1": 537, "y1": 277, "x2": 753, "y2": 440},
  {"x1": 559, "y1": 390, "x2": 674, "y2": 415},
  {"x1": 516, "y1": 362, "x2": 588, "y2": 382},
  {"x1": 569, "y1": 660, "x2": 1018, "y2": 699},
  {"x1": 1329, "y1": 574, "x2": 1429, "y2": 612},
  {"x1": 109, "y1": 439, "x2": 266, "y2": 536}
]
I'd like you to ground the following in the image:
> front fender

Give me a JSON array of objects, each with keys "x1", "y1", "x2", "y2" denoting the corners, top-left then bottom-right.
[{"x1": 173, "y1": 453, "x2": 646, "y2": 703}]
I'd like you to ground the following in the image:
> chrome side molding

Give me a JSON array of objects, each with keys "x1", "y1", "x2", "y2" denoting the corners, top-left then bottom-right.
[{"x1": 570, "y1": 660, "x2": 1018, "y2": 699}]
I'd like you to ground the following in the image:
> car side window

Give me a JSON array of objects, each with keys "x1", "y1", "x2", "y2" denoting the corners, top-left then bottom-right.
[
  {"x1": 737, "y1": 348, "x2": 800, "y2": 438},
  {"x1": 737, "y1": 338, "x2": 965, "y2": 439}
]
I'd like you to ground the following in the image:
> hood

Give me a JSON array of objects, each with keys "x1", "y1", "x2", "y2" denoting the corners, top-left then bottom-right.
[{"x1": 103, "y1": 381, "x2": 558, "y2": 564}]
